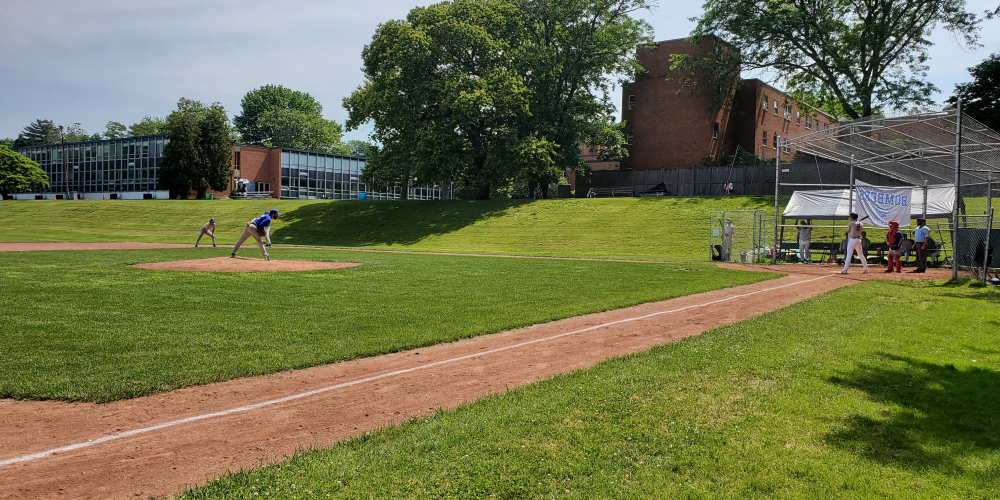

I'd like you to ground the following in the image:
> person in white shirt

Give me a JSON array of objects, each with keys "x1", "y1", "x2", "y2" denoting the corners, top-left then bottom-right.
[
  {"x1": 796, "y1": 220, "x2": 812, "y2": 263},
  {"x1": 195, "y1": 218, "x2": 216, "y2": 248},
  {"x1": 722, "y1": 219, "x2": 735, "y2": 261},
  {"x1": 840, "y1": 213, "x2": 869, "y2": 274}
]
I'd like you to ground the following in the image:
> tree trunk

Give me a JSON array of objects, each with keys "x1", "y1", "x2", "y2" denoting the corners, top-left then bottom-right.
[{"x1": 477, "y1": 184, "x2": 491, "y2": 200}]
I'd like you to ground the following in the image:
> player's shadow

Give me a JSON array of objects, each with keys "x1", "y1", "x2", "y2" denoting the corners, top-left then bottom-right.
[
  {"x1": 826, "y1": 353, "x2": 1000, "y2": 474},
  {"x1": 272, "y1": 200, "x2": 532, "y2": 247}
]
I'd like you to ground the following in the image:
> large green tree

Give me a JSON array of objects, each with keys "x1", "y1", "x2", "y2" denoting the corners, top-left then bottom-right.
[
  {"x1": 159, "y1": 99, "x2": 234, "y2": 199},
  {"x1": 104, "y1": 121, "x2": 127, "y2": 139},
  {"x1": 345, "y1": 0, "x2": 651, "y2": 199},
  {"x1": 0, "y1": 145, "x2": 49, "y2": 200},
  {"x1": 128, "y1": 116, "x2": 168, "y2": 137},
  {"x1": 947, "y1": 53, "x2": 1000, "y2": 132},
  {"x1": 0, "y1": 138, "x2": 14, "y2": 148},
  {"x1": 235, "y1": 85, "x2": 347, "y2": 153},
  {"x1": 690, "y1": 0, "x2": 982, "y2": 119},
  {"x1": 13, "y1": 119, "x2": 60, "y2": 147}
]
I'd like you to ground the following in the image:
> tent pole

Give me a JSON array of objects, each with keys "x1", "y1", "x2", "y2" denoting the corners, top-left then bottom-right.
[
  {"x1": 848, "y1": 155, "x2": 855, "y2": 215},
  {"x1": 953, "y1": 100, "x2": 962, "y2": 279},
  {"x1": 773, "y1": 137, "x2": 781, "y2": 264},
  {"x1": 922, "y1": 180, "x2": 928, "y2": 219}
]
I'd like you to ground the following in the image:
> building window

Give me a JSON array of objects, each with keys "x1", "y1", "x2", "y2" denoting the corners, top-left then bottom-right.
[
  {"x1": 806, "y1": 115, "x2": 812, "y2": 129},
  {"x1": 626, "y1": 133, "x2": 634, "y2": 145},
  {"x1": 627, "y1": 94, "x2": 635, "y2": 110},
  {"x1": 713, "y1": 122, "x2": 719, "y2": 139},
  {"x1": 762, "y1": 130, "x2": 767, "y2": 145},
  {"x1": 773, "y1": 134, "x2": 778, "y2": 149},
  {"x1": 762, "y1": 96, "x2": 769, "y2": 109},
  {"x1": 774, "y1": 100, "x2": 779, "y2": 116},
  {"x1": 784, "y1": 105, "x2": 791, "y2": 120},
  {"x1": 783, "y1": 139, "x2": 790, "y2": 154},
  {"x1": 796, "y1": 111, "x2": 801, "y2": 125},
  {"x1": 824, "y1": 123, "x2": 830, "y2": 137}
]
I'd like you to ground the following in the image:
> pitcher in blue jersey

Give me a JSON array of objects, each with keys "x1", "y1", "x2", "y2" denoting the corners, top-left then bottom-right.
[{"x1": 231, "y1": 209, "x2": 280, "y2": 260}]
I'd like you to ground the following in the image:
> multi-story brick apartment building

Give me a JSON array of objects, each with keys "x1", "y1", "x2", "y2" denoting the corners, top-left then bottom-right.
[{"x1": 618, "y1": 37, "x2": 837, "y2": 171}]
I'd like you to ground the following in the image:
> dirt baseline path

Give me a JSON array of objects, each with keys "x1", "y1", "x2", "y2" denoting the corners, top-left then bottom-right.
[{"x1": 0, "y1": 266, "x2": 951, "y2": 499}]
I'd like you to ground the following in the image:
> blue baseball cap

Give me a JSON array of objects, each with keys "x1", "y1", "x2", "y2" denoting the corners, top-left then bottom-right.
[
  {"x1": 268, "y1": 209, "x2": 281, "y2": 217},
  {"x1": 210, "y1": 218, "x2": 215, "y2": 223}
]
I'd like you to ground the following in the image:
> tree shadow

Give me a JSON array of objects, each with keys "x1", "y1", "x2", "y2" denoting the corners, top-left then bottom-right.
[
  {"x1": 827, "y1": 354, "x2": 1000, "y2": 474},
  {"x1": 272, "y1": 200, "x2": 533, "y2": 247}
]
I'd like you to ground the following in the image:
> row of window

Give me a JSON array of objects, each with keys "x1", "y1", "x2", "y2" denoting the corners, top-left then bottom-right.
[
  {"x1": 16, "y1": 138, "x2": 166, "y2": 193},
  {"x1": 762, "y1": 95, "x2": 831, "y2": 131}
]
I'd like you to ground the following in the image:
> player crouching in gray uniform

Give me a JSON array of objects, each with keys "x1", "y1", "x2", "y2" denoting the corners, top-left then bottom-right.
[{"x1": 231, "y1": 209, "x2": 280, "y2": 260}]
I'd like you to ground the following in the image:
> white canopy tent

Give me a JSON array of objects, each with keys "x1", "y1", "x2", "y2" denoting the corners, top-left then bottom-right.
[{"x1": 782, "y1": 184, "x2": 956, "y2": 224}]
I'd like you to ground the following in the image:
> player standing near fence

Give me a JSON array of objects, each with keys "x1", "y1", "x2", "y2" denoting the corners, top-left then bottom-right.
[
  {"x1": 231, "y1": 209, "x2": 280, "y2": 260},
  {"x1": 195, "y1": 218, "x2": 216, "y2": 247},
  {"x1": 840, "y1": 213, "x2": 869, "y2": 274},
  {"x1": 885, "y1": 220, "x2": 904, "y2": 273},
  {"x1": 910, "y1": 218, "x2": 930, "y2": 273},
  {"x1": 796, "y1": 220, "x2": 812, "y2": 263}
]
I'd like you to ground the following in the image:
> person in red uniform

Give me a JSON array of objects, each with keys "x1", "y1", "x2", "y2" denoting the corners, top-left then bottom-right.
[{"x1": 885, "y1": 220, "x2": 904, "y2": 273}]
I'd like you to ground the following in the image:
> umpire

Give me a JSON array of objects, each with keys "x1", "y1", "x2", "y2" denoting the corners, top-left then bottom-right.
[{"x1": 911, "y1": 218, "x2": 930, "y2": 273}]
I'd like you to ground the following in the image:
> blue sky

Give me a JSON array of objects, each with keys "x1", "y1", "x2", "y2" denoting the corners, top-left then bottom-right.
[{"x1": 1, "y1": 0, "x2": 997, "y2": 142}]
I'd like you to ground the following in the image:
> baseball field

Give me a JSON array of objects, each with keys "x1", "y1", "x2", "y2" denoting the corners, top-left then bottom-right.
[{"x1": 0, "y1": 196, "x2": 997, "y2": 499}]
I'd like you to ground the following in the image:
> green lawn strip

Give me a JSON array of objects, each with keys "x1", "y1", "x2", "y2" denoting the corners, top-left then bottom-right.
[
  {"x1": 0, "y1": 197, "x2": 772, "y2": 260},
  {"x1": 177, "y1": 280, "x2": 1000, "y2": 499},
  {"x1": 0, "y1": 248, "x2": 772, "y2": 402}
]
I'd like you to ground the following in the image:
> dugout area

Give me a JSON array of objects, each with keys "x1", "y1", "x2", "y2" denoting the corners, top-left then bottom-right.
[{"x1": 761, "y1": 107, "x2": 999, "y2": 281}]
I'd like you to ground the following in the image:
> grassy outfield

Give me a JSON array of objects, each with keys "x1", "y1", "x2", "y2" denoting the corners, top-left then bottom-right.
[
  {"x1": 178, "y1": 279, "x2": 1000, "y2": 499},
  {"x1": 0, "y1": 197, "x2": 772, "y2": 260},
  {"x1": 0, "y1": 248, "x2": 772, "y2": 402}
]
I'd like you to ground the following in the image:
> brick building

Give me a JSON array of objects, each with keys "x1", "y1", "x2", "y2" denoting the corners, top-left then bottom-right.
[{"x1": 618, "y1": 37, "x2": 837, "y2": 171}]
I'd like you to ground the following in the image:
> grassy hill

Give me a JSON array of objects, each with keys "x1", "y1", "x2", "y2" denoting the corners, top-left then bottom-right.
[{"x1": 1, "y1": 196, "x2": 774, "y2": 260}]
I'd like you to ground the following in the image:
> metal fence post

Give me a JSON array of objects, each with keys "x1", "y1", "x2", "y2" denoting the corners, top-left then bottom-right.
[
  {"x1": 984, "y1": 172, "x2": 994, "y2": 282},
  {"x1": 953, "y1": 100, "x2": 962, "y2": 279},
  {"x1": 773, "y1": 139, "x2": 780, "y2": 264}
]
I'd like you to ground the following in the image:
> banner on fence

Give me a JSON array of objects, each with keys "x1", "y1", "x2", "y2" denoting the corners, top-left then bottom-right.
[{"x1": 854, "y1": 180, "x2": 912, "y2": 227}]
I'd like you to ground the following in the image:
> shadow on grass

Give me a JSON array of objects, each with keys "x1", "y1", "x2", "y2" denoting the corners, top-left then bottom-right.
[
  {"x1": 271, "y1": 200, "x2": 532, "y2": 247},
  {"x1": 827, "y1": 354, "x2": 1000, "y2": 473}
]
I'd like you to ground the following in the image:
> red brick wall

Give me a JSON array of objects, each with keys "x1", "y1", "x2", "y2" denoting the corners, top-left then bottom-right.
[
  {"x1": 208, "y1": 144, "x2": 281, "y2": 199},
  {"x1": 733, "y1": 80, "x2": 838, "y2": 161},
  {"x1": 621, "y1": 41, "x2": 839, "y2": 171},
  {"x1": 621, "y1": 37, "x2": 732, "y2": 170}
]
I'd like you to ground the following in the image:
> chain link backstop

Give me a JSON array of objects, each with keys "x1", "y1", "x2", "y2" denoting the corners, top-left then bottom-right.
[{"x1": 766, "y1": 107, "x2": 1000, "y2": 281}]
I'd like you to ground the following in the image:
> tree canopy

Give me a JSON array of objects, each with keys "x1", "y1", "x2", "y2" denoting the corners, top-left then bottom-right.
[
  {"x1": 344, "y1": 0, "x2": 652, "y2": 199},
  {"x1": 103, "y1": 121, "x2": 128, "y2": 139},
  {"x1": 690, "y1": 0, "x2": 982, "y2": 119},
  {"x1": 235, "y1": 85, "x2": 347, "y2": 153},
  {"x1": 159, "y1": 99, "x2": 234, "y2": 199},
  {"x1": 947, "y1": 53, "x2": 1000, "y2": 132},
  {"x1": 0, "y1": 145, "x2": 49, "y2": 199},
  {"x1": 128, "y1": 116, "x2": 168, "y2": 137},
  {"x1": 13, "y1": 119, "x2": 60, "y2": 147}
]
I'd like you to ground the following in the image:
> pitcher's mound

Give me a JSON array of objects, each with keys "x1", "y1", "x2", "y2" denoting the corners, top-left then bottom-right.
[{"x1": 132, "y1": 256, "x2": 362, "y2": 272}]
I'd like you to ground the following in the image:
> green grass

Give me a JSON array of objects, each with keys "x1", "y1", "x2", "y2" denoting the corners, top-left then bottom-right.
[
  {"x1": 177, "y1": 279, "x2": 1000, "y2": 499},
  {"x1": 0, "y1": 197, "x2": 773, "y2": 260},
  {"x1": 0, "y1": 248, "x2": 773, "y2": 402}
]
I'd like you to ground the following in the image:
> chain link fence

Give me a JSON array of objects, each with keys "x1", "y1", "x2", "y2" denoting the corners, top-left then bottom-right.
[
  {"x1": 708, "y1": 210, "x2": 767, "y2": 263},
  {"x1": 764, "y1": 108, "x2": 1000, "y2": 281}
]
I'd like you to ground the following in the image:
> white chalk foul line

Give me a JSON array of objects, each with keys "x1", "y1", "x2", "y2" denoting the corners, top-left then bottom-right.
[{"x1": 0, "y1": 273, "x2": 834, "y2": 469}]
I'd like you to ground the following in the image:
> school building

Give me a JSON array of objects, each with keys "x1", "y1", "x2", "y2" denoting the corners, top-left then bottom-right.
[{"x1": 11, "y1": 138, "x2": 444, "y2": 201}]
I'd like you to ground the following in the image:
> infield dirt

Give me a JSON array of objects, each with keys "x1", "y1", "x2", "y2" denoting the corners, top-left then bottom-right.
[
  {"x1": 132, "y1": 256, "x2": 361, "y2": 272},
  {"x1": 0, "y1": 263, "x2": 952, "y2": 499}
]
